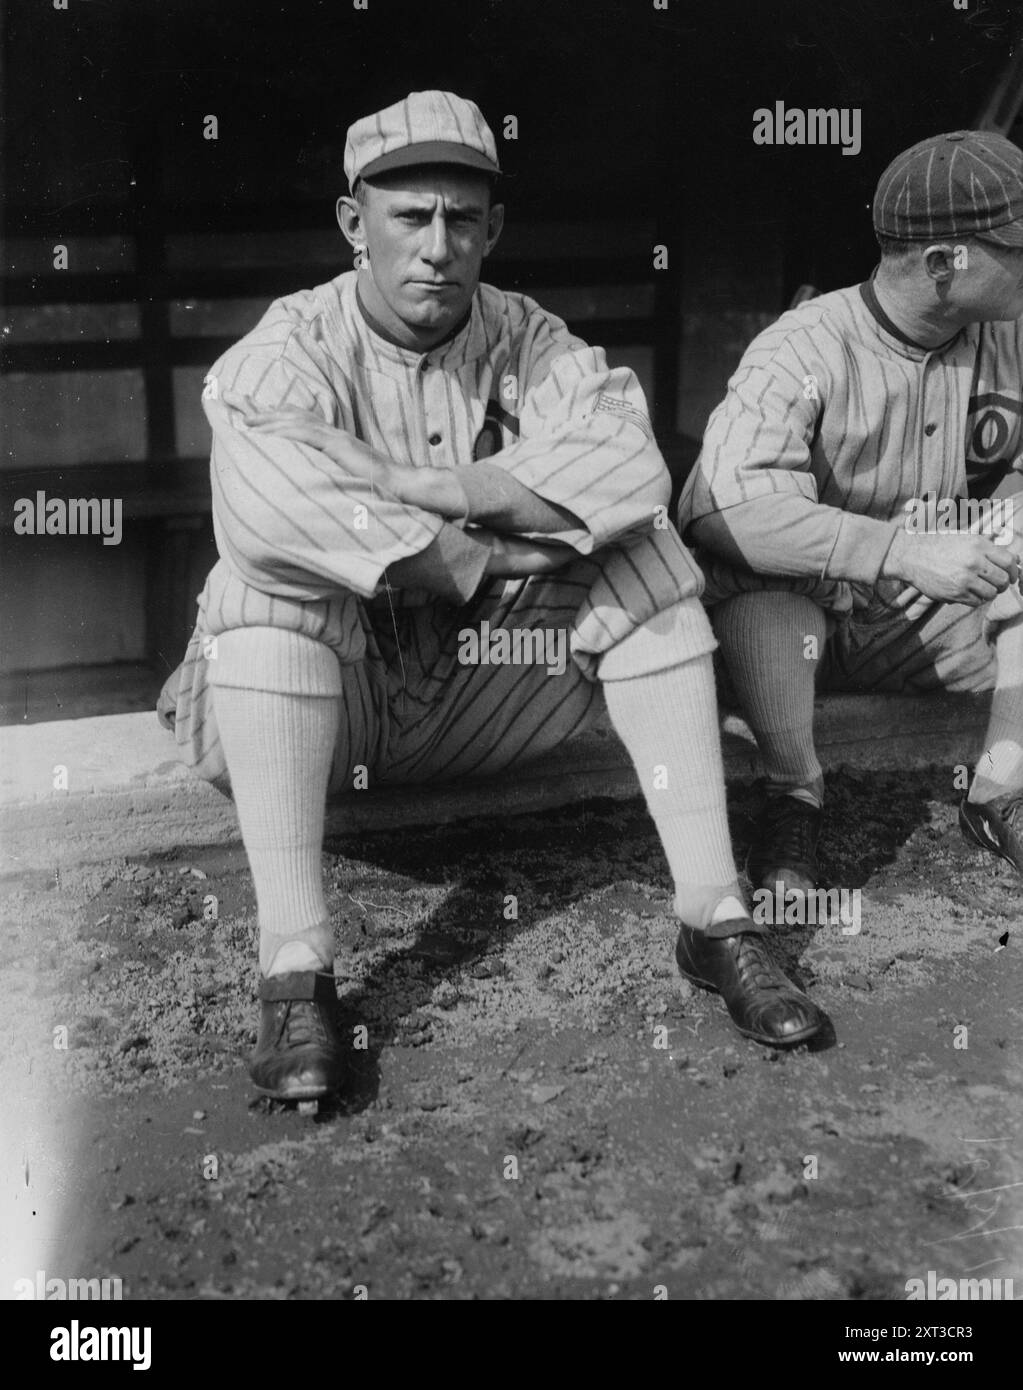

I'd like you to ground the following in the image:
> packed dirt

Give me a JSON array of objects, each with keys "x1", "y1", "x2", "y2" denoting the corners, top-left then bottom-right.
[{"x1": 2, "y1": 768, "x2": 1020, "y2": 1301}]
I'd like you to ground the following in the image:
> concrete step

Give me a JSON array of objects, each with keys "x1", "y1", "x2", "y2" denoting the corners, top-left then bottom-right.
[{"x1": 0, "y1": 692, "x2": 989, "y2": 874}]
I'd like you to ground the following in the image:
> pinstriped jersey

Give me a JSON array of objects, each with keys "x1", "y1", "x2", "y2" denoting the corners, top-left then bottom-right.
[
  {"x1": 678, "y1": 281, "x2": 1023, "y2": 589},
  {"x1": 203, "y1": 269, "x2": 672, "y2": 612}
]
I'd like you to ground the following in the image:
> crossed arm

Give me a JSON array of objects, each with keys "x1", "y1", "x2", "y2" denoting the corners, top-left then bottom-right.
[
  {"x1": 224, "y1": 391, "x2": 583, "y2": 581},
  {"x1": 683, "y1": 343, "x2": 1021, "y2": 607}
]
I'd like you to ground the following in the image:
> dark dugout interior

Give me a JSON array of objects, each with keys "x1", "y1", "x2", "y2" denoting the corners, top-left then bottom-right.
[{"x1": 2, "y1": 0, "x2": 1020, "y2": 714}]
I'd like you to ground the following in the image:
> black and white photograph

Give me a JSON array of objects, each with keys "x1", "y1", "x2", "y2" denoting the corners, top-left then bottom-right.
[{"x1": 1, "y1": 0, "x2": 1021, "y2": 1345}]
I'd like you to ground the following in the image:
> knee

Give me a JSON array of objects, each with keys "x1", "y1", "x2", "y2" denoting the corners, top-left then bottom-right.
[
  {"x1": 712, "y1": 589, "x2": 827, "y2": 639},
  {"x1": 599, "y1": 597, "x2": 716, "y2": 681},
  {"x1": 210, "y1": 627, "x2": 344, "y2": 697}
]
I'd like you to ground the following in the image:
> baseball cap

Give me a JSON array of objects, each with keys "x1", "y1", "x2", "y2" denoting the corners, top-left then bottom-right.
[
  {"x1": 344, "y1": 91, "x2": 501, "y2": 190},
  {"x1": 873, "y1": 130, "x2": 1023, "y2": 247}
]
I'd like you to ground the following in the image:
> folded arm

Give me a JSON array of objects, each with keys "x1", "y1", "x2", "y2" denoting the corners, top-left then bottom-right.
[
  {"x1": 679, "y1": 335, "x2": 901, "y2": 586},
  {"x1": 229, "y1": 391, "x2": 580, "y2": 535},
  {"x1": 206, "y1": 354, "x2": 492, "y2": 604},
  {"x1": 459, "y1": 315, "x2": 670, "y2": 552}
]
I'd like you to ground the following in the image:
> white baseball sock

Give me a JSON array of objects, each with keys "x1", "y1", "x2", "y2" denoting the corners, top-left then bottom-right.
[
  {"x1": 210, "y1": 627, "x2": 342, "y2": 977},
  {"x1": 970, "y1": 612, "x2": 1023, "y2": 804},
  {"x1": 600, "y1": 604, "x2": 748, "y2": 932}
]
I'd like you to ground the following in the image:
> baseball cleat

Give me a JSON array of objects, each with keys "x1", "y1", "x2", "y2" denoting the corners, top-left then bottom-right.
[
  {"x1": 675, "y1": 919, "x2": 830, "y2": 1047},
  {"x1": 249, "y1": 971, "x2": 342, "y2": 1105},
  {"x1": 959, "y1": 791, "x2": 1023, "y2": 875},
  {"x1": 747, "y1": 792, "x2": 823, "y2": 896}
]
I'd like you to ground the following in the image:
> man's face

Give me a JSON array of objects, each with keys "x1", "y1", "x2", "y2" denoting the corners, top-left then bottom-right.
[
  {"x1": 343, "y1": 168, "x2": 503, "y2": 348},
  {"x1": 953, "y1": 238, "x2": 1023, "y2": 322}
]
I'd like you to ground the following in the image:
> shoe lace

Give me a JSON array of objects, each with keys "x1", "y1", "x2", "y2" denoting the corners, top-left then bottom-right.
[
  {"x1": 733, "y1": 933, "x2": 785, "y2": 994},
  {"x1": 763, "y1": 798, "x2": 819, "y2": 867},
  {"x1": 279, "y1": 999, "x2": 330, "y2": 1051}
]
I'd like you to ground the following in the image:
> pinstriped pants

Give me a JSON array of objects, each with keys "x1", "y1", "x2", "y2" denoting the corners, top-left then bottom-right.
[
  {"x1": 167, "y1": 525, "x2": 714, "y2": 797},
  {"x1": 695, "y1": 497, "x2": 1023, "y2": 696}
]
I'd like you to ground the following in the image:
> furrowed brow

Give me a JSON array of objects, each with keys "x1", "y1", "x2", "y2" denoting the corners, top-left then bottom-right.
[
  {"x1": 388, "y1": 198, "x2": 435, "y2": 215},
  {"x1": 387, "y1": 197, "x2": 485, "y2": 218}
]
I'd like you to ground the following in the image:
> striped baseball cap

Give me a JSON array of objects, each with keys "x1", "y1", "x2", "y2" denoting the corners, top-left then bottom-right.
[
  {"x1": 344, "y1": 91, "x2": 501, "y2": 190},
  {"x1": 873, "y1": 130, "x2": 1023, "y2": 246}
]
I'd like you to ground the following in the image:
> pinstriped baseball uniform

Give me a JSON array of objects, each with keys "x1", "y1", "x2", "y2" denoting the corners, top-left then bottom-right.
[
  {"x1": 677, "y1": 275, "x2": 1023, "y2": 692},
  {"x1": 171, "y1": 269, "x2": 710, "y2": 793}
]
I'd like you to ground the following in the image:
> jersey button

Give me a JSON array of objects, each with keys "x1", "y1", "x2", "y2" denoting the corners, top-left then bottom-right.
[
  {"x1": 428, "y1": 433, "x2": 442, "y2": 446},
  {"x1": 924, "y1": 423, "x2": 937, "y2": 436}
]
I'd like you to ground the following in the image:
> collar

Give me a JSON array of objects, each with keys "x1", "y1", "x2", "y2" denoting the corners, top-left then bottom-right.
[
  {"x1": 858, "y1": 272, "x2": 961, "y2": 356},
  {"x1": 355, "y1": 278, "x2": 473, "y2": 357}
]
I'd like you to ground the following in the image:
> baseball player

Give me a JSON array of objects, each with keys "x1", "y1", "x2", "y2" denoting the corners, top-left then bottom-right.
[
  {"x1": 158, "y1": 91, "x2": 832, "y2": 1104},
  {"x1": 678, "y1": 130, "x2": 1023, "y2": 907}
]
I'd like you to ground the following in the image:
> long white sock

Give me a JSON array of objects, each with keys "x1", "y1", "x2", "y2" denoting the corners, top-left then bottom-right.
[
  {"x1": 211, "y1": 628, "x2": 342, "y2": 976},
  {"x1": 602, "y1": 648, "x2": 748, "y2": 931},
  {"x1": 971, "y1": 612, "x2": 1023, "y2": 804}
]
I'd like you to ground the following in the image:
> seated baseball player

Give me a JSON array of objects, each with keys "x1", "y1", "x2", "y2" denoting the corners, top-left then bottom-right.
[
  {"x1": 678, "y1": 130, "x2": 1023, "y2": 907},
  {"x1": 158, "y1": 90, "x2": 832, "y2": 1106}
]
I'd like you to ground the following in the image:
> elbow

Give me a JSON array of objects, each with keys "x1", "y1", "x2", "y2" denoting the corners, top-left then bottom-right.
[
  {"x1": 215, "y1": 507, "x2": 299, "y2": 587},
  {"x1": 685, "y1": 512, "x2": 747, "y2": 567},
  {"x1": 620, "y1": 446, "x2": 670, "y2": 512},
  {"x1": 644, "y1": 448, "x2": 673, "y2": 510}
]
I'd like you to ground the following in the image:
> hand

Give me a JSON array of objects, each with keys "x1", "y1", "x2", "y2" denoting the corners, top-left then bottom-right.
[
  {"x1": 472, "y1": 527, "x2": 576, "y2": 577},
  {"x1": 221, "y1": 394, "x2": 467, "y2": 520},
  {"x1": 883, "y1": 530, "x2": 1020, "y2": 606}
]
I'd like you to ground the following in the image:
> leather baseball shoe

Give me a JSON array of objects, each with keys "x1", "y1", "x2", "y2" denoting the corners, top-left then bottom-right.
[
  {"x1": 676, "y1": 919, "x2": 830, "y2": 1046},
  {"x1": 747, "y1": 792, "x2": 823, "y2": 895},
  {"x1": 249, "y1": 971, "x2": 343, "y2": 1101},
  {"x1": 959, "y1": 791, "x2": 1023, "y2": 875}
]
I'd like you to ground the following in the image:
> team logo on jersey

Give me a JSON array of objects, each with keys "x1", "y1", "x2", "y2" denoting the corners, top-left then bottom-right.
[
  {"x1": 965, "y1": 391, "x2": 1023, "y2": 494},
  {"x1": 473, "y1": 398, "x2": 520, "y2": 459}
]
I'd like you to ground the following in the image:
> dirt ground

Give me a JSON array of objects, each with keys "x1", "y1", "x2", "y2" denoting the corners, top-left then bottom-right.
[{"x1": 2, "y1": 767, "x2": 1021, "y2": 1302}]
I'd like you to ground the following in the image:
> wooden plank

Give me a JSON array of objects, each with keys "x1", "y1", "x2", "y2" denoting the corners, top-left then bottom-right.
[{"x1": 0, "y1": 459, "x2": 212, "y2": 526}]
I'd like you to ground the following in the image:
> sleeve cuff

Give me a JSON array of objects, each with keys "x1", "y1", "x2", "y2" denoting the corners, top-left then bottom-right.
[
  {"x1": 825, "y1": 512, "x2": 902, "y2": 585},
  {"x1": 385, "y1": 523, "x2": 491, "y2": 603}
]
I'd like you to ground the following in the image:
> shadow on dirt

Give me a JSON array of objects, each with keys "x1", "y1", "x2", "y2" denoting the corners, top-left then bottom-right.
[{"x1": 312, "y1": 766, "x2": 942, "y2": 1110}]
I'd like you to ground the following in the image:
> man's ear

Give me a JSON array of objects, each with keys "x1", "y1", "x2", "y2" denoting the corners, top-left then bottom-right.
[
  {"x1": 337, "y1": 195, "x2": 365, "y2": 253},
  {"x1": 483, "y1": 201, "x2": 505, "y2": 258},
  {"x1": 922, "y1": 242, "x2": 957, "y2": 283}
]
